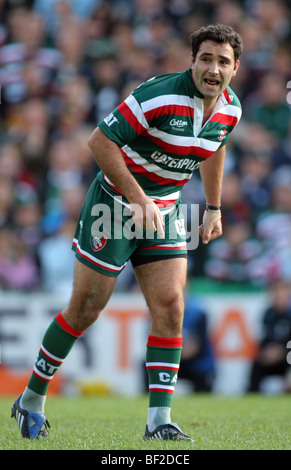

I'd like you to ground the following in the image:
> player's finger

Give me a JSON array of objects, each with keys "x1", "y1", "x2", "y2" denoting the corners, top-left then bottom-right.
[{"x1": 201, "y1": 223, "x2": 213, "y2": 244}]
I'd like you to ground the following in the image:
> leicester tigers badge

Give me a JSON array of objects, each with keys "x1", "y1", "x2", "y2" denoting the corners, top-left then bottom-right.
[
  {"x1": 218, "y1": 126, "x2": 227, "y2": 142},
  {"x1": 91, "y1": 233, "x2": 107, "y2": 252}
]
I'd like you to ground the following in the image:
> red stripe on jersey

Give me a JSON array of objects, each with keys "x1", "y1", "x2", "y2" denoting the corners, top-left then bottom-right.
[
  {"x1": 223, "y1": 88, "x2": 232, "y2": 103},
  {"x1": 117, "y1": 102, "x2": 146, "y2": 135},
  {"x1": 210, "y1": 112, "x2": 238, "y2": 127},
  {"x1": 103, "y1": 175, "x2": 124, "y2": 195},
  {"x1": 144, "y1": 104, "x2": 194, "y2": 121},
  {"x1": 152, "y1": 199, "x2": 177, "y2": 207},
  {"x1": 147, "y1": 335, "x2": 183, "y2": 348},
  {"x1": 103, "y1": 175, "x2": 178, "y2": 207},
  {"x1": 118, "y1": 102, "x2": 211, "y2": 159},
  {"x1": 122, "y1": 151, "x2": 189, "y2": 187},
  {"x1": 55, "y1": 312, "x2": 84, "y2": 338},
  {"x1": 146, "y1": 133, "x2": 213, "y2": 158}
]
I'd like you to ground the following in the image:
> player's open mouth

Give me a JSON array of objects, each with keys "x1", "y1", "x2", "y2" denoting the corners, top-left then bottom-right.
[{"x1": 204, "y1": 78, "x2": 220, "y2": 88}]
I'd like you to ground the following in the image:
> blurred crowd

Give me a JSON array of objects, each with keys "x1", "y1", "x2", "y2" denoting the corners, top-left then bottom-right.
[{"x1": 0, "y1": 0, "x2": 291, "y2": 293}]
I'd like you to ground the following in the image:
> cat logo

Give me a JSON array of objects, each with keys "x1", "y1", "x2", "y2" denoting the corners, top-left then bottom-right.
[
  {"x1": 91, "y1": 234, "x2": 107, "y2": 252},
  {"x1": 218, "y1": 126, "x2": 227, "y2": 141}
]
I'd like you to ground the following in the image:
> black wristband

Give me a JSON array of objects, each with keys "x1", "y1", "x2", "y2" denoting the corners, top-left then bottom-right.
[{"x1": 206, "y1": 204, "x2": 221, "y2": 211}]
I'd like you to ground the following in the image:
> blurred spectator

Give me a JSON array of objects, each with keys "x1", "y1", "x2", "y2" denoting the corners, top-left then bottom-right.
[
  {"x1": 159, "y1": 37, "x2": 193, "y2": 74},
  {"x1": 254, "y1": 0, "x2": 290, "y2": 43},
  {"x1": 247, "y1": 72, "x2": 291, "y2": 141},
  {"x1": 0, "y1": 7, "x2": 62, "y2": 104},
  {"x1": 0, "y1": 177, "x2": 15, "y2": 228},
  {"x1": 72, "y1": 125, "x2": 99, "y2": 187},
  {"x1": 0, "y1": 141, "x2": 26, "y2": 183},
  {"x1": 237, "y1": 123, "x2": 275, "y2": 217},
  {"x1": 7, "y1": 99, "x2": 51, "y2": 189},
  {"x1": 54, "y1": 17, "x2": 86, "y2": 78},
  {"x1": 179, "y1": 297, "x2": 216, "y2": 392},
  {"x1": 90, "y1": 57, "x2": 122, "y2": 123},
  {"x1": 38, "y1": 218, "x2": 76, "y2": 294},
  {"x1": 248, "y1": 279, "x2": 291, "y2": 393},
  {"x1": 220, "y1": 172, "x2": 252, "y2": 225},
  {"x1": 33, "y1": 0, "x2": 99, "y2": 37},
  {"x1": 12, "y1": 182, "x2": 43, "y2": 253},
  {"x1": 254, "y1": 166, "x2": 291, "y2": 283},
  {"x1": 52, "y1": 75, "x2": 93, "y2": 136},
  {"x1": 0, "y1": 227, "x2": 40, "y2": 290}
]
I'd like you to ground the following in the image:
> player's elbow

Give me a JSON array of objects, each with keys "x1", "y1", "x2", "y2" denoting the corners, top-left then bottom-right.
[{"x1": 88, "y1": 127, "x2": 99, "y2": 151}]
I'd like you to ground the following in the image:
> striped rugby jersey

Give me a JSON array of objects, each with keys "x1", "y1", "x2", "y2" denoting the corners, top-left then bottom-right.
[{"x1": 98, "y1": 68, "x2": 242, "y2": 208}]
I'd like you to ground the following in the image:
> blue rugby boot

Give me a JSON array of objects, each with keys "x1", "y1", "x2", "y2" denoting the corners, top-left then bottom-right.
[{"x1": 11, "y1": 394, "x2": 50, "y2": 439}]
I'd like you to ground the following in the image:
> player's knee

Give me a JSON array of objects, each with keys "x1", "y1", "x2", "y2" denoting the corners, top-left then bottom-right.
[
  {"x1": 153, "y1": 294, "x2": 184, "y2": 336},
  {"x1": 167, "y1": 297, "x2": 183, "y2": 329},
  {"x1": 64, "y1": 290, "x2": 104, "y2": 331}
]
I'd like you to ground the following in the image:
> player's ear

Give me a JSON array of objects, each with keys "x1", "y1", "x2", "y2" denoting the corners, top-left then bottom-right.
[{"x1": 232, "y1": 60, "x2": 240, "y2": 77}]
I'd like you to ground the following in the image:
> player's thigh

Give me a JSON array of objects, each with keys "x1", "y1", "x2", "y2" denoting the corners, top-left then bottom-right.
[{"x1": 63, "y1": 258, "x2": 117, "y2": 330}]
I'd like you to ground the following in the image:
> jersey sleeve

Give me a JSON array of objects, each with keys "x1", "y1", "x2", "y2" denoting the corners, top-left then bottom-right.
[
  {"x1": 219, "y1": 105, "x2": 242, "y2": 147},
  {"x1": 216, "y1": 86, "x2": 242, "y2": 148},
  {"x1": 98, "y1": 93, "x2": 149, "y2": 148}
]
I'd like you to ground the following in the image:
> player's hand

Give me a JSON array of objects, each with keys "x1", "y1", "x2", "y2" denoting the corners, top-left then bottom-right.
[
  {"x1": 199, "y1": 209, "x2": 222, "y2": 244},
  {"x1": 130, "y1": 195, "x2": 165, "y2": 238}
]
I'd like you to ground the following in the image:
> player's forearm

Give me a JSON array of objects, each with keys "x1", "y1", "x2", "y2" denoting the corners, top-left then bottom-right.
[
  {"x1": 88, "y1": 127, "x2": 165, "y2": 236},
  {"x1": 88, "y1": 127, "x2": 145, "y2": 204},
  {"x1": 199, "y1": 146, "x2": 226, "y2": 206}
]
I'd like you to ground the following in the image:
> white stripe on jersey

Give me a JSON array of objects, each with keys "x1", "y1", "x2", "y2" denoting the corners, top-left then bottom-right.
[
  {"x1": 146, "y1": 128, "x2": 221, "y2": 152},
  {"x1": 140, "y1": 94, "x2": 194, "y2": 113},
  {"x1": 151, "y1": 191, "x2": 180, "y2": 201},
  {"x1": 217, "y1": 104, "x2": 242, "y2": 120},
  {"x1": 124, "y1": 94, "x2": 149, "y2": 129},
  {"x1": 122, "y1": 145, "x2": 193, "y2": 181}
]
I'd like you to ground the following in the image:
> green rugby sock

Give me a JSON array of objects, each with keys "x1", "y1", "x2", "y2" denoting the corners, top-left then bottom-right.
[
  {"x1": 26, "y1": 312, "x2": 84, "y2": 397},
  {"x1": 146, "y1": 335, "x2": 182, "y2": 430}
]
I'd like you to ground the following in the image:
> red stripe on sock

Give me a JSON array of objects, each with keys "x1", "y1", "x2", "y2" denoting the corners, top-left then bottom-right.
[
  {"x1": 40, "y1": 347, "x2": 63, "y2": 365},
  {"x1": 147, "y1": 335, "x2": 183, "y2": 348},
  {"x1": 32, "y1": 370, "x2": 51, "y2": 383},
  {"x1": 55, "y1": 312, "x2": 84, "y2": 338},
  {"x1": 146, "y1": 365, "x2": 179, "y2": 371}
]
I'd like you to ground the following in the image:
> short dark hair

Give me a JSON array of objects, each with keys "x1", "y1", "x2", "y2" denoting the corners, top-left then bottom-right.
[{"x1": 190, "y1": 24, "x2": 243, "y2": 65}]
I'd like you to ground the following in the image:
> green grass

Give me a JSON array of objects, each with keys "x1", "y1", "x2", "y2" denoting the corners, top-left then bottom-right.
[{"x1": 1, "y1": 394, "x2": 291, "y2": 450}]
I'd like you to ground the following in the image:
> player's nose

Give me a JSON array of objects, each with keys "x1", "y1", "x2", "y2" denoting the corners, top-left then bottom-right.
[{"x1": 208, "y1": 61, "x2": 219, "y2": 75}]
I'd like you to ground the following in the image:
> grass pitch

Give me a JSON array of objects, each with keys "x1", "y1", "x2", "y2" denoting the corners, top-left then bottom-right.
[{"x1": 1, "y1": 394, "x2": 291, "y2": 451}]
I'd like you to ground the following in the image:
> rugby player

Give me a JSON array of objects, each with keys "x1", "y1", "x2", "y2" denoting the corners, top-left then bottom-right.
[{"x1": 12, "y1": 24, "x2": 242, "y2": 441}]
